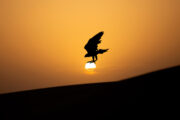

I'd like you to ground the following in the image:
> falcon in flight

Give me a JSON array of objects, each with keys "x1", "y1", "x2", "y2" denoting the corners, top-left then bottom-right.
[{"x1": 84, "y1": 31, "x2": 109, "y2": 62}]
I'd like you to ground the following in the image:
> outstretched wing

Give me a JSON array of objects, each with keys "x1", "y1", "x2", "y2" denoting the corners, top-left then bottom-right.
[{"x1": 84, "y1": 31, "x2": 104, "y2": 52}]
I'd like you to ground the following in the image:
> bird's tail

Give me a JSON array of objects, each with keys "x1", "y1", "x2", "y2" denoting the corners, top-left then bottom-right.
[{"x1": 97, "y1": 49, "x2": 109, "y2": 54}]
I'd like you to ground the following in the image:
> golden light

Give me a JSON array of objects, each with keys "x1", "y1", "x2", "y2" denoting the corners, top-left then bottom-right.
[{"x1": 85, "y1": 62, "x2": 96, "y2": 70}]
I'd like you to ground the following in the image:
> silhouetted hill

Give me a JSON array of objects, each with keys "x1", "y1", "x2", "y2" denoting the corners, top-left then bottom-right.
[{"x1": 1, "y1": 66, "x2": 179, "y2": 119}]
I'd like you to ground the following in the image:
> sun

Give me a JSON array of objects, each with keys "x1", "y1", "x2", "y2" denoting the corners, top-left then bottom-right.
[{"x1": 85, "y1": 62, "x2": 96, "y2": 70}]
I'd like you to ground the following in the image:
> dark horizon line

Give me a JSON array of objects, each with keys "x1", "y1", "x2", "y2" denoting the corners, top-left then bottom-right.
[{"x1": 0, "y1": 65, "x2": 179, "y2": 95}]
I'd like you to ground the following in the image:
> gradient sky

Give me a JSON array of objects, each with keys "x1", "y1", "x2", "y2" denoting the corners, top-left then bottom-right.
[{"x1": 0, "y1": 0, "x2": 180, "y2": 94}]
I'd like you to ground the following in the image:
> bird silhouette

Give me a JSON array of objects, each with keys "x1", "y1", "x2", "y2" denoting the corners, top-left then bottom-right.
[{"x1": 84, "y1": 31, "x2": 109, "y2": 62}]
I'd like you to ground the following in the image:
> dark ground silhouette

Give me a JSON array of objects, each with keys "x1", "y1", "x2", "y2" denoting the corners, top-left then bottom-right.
[
  {"x1": 1, "y1": 66, "x2": 179, "y2": 119},
  {"x1": 84, "y1": 31, "x2": 109, "y2": 62}
]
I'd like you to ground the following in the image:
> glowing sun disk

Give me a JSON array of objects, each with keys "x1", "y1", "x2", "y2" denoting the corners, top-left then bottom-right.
[{"x1": 85, "y1": 62, "x2": 96, "y2": 69}]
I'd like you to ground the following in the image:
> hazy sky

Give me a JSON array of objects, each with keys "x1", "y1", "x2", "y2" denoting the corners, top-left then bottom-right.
[{"x1": 0, "y1": 0, "x2": 180, "y2": 93}]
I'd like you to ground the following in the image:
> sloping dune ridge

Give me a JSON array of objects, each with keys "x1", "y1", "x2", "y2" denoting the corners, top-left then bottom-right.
[{"x1": 1, "y1": 66, "x2": 179, "y2": 119}]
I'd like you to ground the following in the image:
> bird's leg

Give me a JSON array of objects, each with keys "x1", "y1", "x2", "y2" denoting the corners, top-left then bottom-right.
[
  {"x1": 95, "y1": 55, "x2": 98, "y2": 61},
  {"x1": 92, "y1": 56, "x2": 95, "y2": 62}
]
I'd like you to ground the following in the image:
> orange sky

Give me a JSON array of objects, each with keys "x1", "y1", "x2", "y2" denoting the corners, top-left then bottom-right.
[{"x1": 0, "y1": 0, "x2": 180, "y2": 93}]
